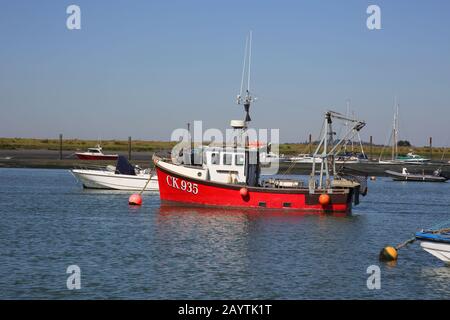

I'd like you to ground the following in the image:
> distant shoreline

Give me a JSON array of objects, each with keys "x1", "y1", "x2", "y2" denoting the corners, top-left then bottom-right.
[
  {"x1": 1, "y1": 148, "x2": 449, "y2": 177},
  {"x1": 0, "y1": 137, "x2": 448, "y2": 160},
  {"x1": 0, "y1": 149, "x2": 154, "y2": 170}
]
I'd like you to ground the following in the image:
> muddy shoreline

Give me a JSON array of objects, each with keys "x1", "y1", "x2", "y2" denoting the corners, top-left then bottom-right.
[{"x1": 1, "y1": 149, "x2": 449, "y2": 176}]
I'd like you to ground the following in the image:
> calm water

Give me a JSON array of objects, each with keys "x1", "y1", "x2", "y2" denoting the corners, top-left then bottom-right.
[{"x1": 0, "y1": 168, "x2": 449, "y2": 299}]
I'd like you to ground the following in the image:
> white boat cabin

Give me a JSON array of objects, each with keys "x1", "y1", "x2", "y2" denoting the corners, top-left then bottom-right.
[
  {"x1": 202, "y1": 147, "x2": 247, "y2": 184},
  {"x1": 162, "y1": 120, "x2": 261, "y2": 185},
  {"x1": 163, "y1": 145, "x2": 260, "y2": 186},
  {"x1": 87, "y1": 147, "x2": 103, "y2": 154}
]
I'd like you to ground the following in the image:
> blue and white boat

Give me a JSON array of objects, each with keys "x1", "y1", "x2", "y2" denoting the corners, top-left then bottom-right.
[{"x1": 415, "y1": 230, "x2": 450, "y2": 264}]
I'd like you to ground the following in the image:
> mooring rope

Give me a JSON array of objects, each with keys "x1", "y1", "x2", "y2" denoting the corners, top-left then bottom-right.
[
  {"x1": 138, "y1": 168, "x2": 155, "y2": 195},
  {"x1": 395, "y1": 227, "x2": 450, "y2": 250}
]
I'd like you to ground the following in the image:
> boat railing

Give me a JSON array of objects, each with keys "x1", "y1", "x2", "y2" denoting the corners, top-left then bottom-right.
[
  {"x1": 261, "y1": 178, "x2": 304, "y2": 189},
  {"x1": 74, "y1": 164, "x2": 116, "y2": 172}
]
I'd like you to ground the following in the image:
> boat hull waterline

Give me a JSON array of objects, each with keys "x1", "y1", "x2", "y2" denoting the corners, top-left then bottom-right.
[
  {"x1": 71, "y1": 169, "x2": 159, "y2": 191},
  {"x1": 415, "y1": 231, "x2": 450, "y2": 264},
  {"x1": 420, "y1": 241, "x2": 450, "y2": 264},
  {"x1": 75, "y1": 154, "x2": 119, "y2": 160},
  {"x1": 385, "y1": 170, "x2": 448, "y2": 182},
  {"x1": 154, "y1": 159, "x2": 353, "y2": 213}
]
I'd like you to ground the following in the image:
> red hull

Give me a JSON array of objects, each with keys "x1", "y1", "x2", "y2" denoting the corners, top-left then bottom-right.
[
  {"x1": 75, "y1": 154, "x2": 118, "y2": 160},
  {"x1": 155, "y1": 162, "x2": 353, "y2": 214}
]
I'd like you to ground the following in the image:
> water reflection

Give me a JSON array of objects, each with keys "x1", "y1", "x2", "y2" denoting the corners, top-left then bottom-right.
[
  {"x1": 421, "y1": 266, "x2": 450, "y2": 295},
  {"x1": 152, "y1": 205, "x2": 255, "y2": 298},
  {"x1": 150, "y1": 204, "x2": 357, "y2": 299},
  {"x1": 157, "y1": 204, "x2": 349, "y2": 219}
]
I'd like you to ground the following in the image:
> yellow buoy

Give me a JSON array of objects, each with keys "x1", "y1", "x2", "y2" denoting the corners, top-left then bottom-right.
[{"x1": 379, "y1": 246, "x2": 398, "y2": 261}]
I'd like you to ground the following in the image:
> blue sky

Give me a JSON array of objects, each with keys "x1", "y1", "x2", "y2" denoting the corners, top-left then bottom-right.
[{"x1": 1, "y1": 0, "x2": 449, "y2": 146}]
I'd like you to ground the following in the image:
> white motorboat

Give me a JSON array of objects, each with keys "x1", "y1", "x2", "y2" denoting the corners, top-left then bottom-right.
[
  {"x1": 378, "y1": 160, "x2": 396, "y2": 164},
  {"x1": 259, "y1": 151, "x2": 286, "y2": 164},
  {"x1": 75, "y1": 144, "x2": 118, "y2": 160},
  {"x1": 288, "y1": 154, "x2": 323, "y2": 163},
  {"x1": 71, "y1": 156, "x2": 159, "y2": 191},
  {"x1": 335, "y1": 152, "x2": 369, "y2": 164},
  {"x1": 415, "y1": 230, "x2": 450, "y2": 264}
]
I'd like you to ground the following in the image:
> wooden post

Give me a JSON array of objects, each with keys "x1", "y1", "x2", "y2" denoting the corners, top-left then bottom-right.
[
  {"x1": 128, "y1": 136, "x2": 132, "y2": 161},
  {"x1": 369, "y1": 135, "x2": 373, "y2": 161},
  {"x1": 59, "y1": 134, "x2": 63, "y2": 160},
  {"x1": 309, "y1": 134, "x2": 312, "y2": 154},
  {"x1": 429, "y1": 137, "x2": 432, "y2": 160}
]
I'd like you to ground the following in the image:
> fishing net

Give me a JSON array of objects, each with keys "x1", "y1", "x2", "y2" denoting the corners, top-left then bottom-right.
[{"x1": 337, "y1": 166, "x2": 368, "y2": 196}]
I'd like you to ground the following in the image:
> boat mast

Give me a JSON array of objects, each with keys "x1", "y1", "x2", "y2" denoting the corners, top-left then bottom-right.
[
  {"x1": 392, "y1": 98, "x2": 399, "y2": 160},
  {"x1": 236, "y1": 31, "x2": 259, "y2": 186},
  {"x1": 311, "y1": 112, "x2": 333, "y2": 189},
  {"x1": 395, "y1": 101, "x2": 399, "y2": 158},
  {"x1": 237, "y1": 31, "x2": 254, "y2": 126},
  {"x1": 310, "y1": 111, "x2": 366, "y2": 191},
  {"x1": 345, "y1": 99, "x2": 350, "y2": 153}
]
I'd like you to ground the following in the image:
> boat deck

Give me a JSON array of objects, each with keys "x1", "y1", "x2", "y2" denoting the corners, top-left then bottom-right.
[{"x1": 416, "y1": 231, "x2": 450, "y2": 243}]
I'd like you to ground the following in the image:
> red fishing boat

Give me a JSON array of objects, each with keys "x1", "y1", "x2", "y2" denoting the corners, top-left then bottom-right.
[
  {"x1": 153, "y1": 110, "x2": 367, "y2": 214},
  {"x1": 75, "y1": 145, "x2": 118, "y2": 160},
  {"x1": 153, "y1": 33, "x2": 368, "y2": 214}
]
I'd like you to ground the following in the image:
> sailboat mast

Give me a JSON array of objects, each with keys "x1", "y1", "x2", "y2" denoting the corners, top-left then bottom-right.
[
  {"x1": 344, "y1": 99, "x2": 350, "y2": 152},
  {"x1": 395, "y1": 101, "x2": 399, "y2": 159},
  {"x1": 391, "y1": 97, "x2": 399, "y2": 160},
  {"x1": 391, "y1": 111, "x2": 395, "y2": 160}
]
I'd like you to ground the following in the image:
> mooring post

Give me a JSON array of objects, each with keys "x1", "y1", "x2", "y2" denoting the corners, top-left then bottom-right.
[
  {"x1": 370, "y1": 135, "x2": 373, "y2": 161},
  {"x1": 429, "y1": 136, "x2": 432, "y2": 160},
  {"x1": 128, "y1": 136, "x2": 132, "y2": 161},
  {"x1": 59, "y1": 134, "x2": 63, "y2": 160}
]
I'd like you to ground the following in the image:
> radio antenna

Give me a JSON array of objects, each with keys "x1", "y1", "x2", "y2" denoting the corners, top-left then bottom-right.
[{"x1": 236, "y1": 31, "x2": 254, "y2": 124}]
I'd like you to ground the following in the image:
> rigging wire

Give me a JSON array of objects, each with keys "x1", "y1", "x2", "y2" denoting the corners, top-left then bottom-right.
[
  {"x1": 239, "y1": 35, "x2": 249, "y2": 98},
  {"x1": 247, "y1": 31, "x2": 252, "y2": 93}
]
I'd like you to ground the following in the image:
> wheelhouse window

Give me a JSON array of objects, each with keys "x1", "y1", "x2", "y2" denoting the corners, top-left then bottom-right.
[
  {"x1": 235, "y1": 154, "x2": 244, "y2": 166},
  {"x1": 223, "y1": 153, "x2": 233, "y2": 165},
  {"x1": 211, "y1": 153, "x2": 220, "y2": 165}
]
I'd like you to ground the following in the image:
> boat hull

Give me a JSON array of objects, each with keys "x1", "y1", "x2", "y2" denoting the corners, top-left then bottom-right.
[
  {"x1": 415, "y1": 231, "x2": 450, "y2": 264},
  {"x1": 71, "y1": 169, "x2": 159, "y2": 191},
  {"x1": 75, "y1": 153, "x2": 118, "y2": 160},
  {"x1": 288, "y1": 157, "x2": 322, "y2": 164},
  {"x1": 420, "y1": 241, "x2": 450, "y2": 264},
  {"x1": 385, "y1": 170, "x2": 448, "y2": 182},
  {"x1": 154, "y1": 161, "x2": 353, "y2": 213}
]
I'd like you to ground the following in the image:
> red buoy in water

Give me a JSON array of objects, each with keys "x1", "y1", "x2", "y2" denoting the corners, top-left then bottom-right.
[
  {"x1": 129, "y1": 194, "x2": 143, "y2": 206},
  {"x1": 239, "y1": 187, "x2": 248, "y2": 197},
  {"x1": 319, "y1": 193, "x2": 330, "y2": 206}
]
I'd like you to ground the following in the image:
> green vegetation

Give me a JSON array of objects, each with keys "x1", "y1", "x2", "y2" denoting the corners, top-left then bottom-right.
[
  {"x1": 0, "y1": 138, "x2": 447, "y2": 160},
  {"x1": 276, "y1": 143, "x2": 448, "y2": 161},
  {"x1": 0, "y1": 138, "x2": 176, "y2": 152}
]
